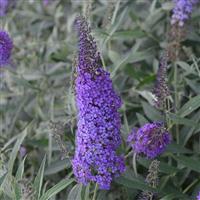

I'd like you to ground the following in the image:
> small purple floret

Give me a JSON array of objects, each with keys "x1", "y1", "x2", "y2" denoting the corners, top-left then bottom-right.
[
  {"x1": 171, "y1": 0, "x2": 199, "y2": 26},
  {"x1": 0, "y1": 30, "x2": 13, "y2": 67},
  {"x1": 197, "y1": 191, "x2": 200, "y2": 200},
  {"x1": 128, "y1": 122, "x2": 171, "y2": 159},
  {"x1": 72, "y1": 16, "x2": 125, "y2": 190}
]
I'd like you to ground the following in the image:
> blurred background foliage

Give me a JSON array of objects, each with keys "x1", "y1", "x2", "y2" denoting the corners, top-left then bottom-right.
[{"x1": 0, "y1": 0, "x2": 200, "y2": 199}]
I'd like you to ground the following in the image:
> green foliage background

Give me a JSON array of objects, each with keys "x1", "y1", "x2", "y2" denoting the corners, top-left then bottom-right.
[{"x1": 0, "y1": 0, "x2": 200, "y2": 199}]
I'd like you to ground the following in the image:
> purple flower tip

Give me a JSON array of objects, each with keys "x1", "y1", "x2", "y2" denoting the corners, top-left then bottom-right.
[
  {"x1": 72, "y1": 16, "x2": 125, "y2": 190},
  {"x1": 19, "y1": 146, "x2": 27, "y2": 158},
  {"x1": 171, "y1": 0, "x2": 199, "y2": 26},
  {"x1": 128, "y1": 122, "x2": 171, "y2": 159},
  {"x1": 0, "y1": 0, "x2": 9, "y2": 16},
  {"x1": 0, "y1": 30, "x2": 13, "y2": 67},
  {"x1": 197, "y1": 191, "x2": 200, "y2": 200},
  {"x1": 43, "y1": 0, "x2": 52, "y2": 6}
]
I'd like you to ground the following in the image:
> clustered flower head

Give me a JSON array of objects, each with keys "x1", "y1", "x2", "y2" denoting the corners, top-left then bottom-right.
[
  {"x1": 171, "y1": 0, "x2": 199, "y2": 26},
  {"x1": 72, "y1": 16, "x2": 125, "y2": 190},
  {"x1": 0, "y1": 30, "x2": 13, "y2": 67},
  {"x1": 128, "y1": 122, "x2": 171, "y2": 159},
  {"x1": 153, "y1": 53, "x2": 170, "y2": 110}
]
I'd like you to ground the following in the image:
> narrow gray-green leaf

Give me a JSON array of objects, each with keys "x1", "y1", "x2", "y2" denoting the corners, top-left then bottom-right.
[
  {"x1": 84, "y1": 183, "x2": 90, "y2": 200},
  {"x1": 178, "y1": 95, "x2": 200, "y2": 117},
  {"x1": 142, "y1": 101, "x2": 163, "y2": 121},
  {"x1": 67, "y1": 183, "x2": 82, "y2": 200},
  {"x1": 33, "y1": 155, "x2": 46, "y2": 200},
  {"x1": 8, "y1": 127, "x2": 28, "y2": 174},
  {"x1": 16, "y1": 156, "x2": 27, "y2": 180},
  {"x1": 39, "y1": 179, "x2": 74, "y2": 200},
  {"x1": 44, "y1": 159, "x2": 70, "y2": 176},
  {"x1": 136, "y1": 113, "x2": 149, "y2": 126},
  {"x1": 0, "y1": 173, "x2": 7, "y2": 186},
  {"x1": 173, "y1": 155, "x2": 200, "y2": 173},
  {"x1": 167, "y1": 112, "x2": 200, "y2": 128}
]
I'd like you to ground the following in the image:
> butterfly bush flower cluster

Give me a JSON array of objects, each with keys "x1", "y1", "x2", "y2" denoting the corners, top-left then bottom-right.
[
  {"x1": 0, "y1": 30, "x2": 13, "y2": 67},
  {"x1": 153, "y1": 53, "x2": 170, "y2": 110},
  {"x1": 128, "y1": 122, "x2": 171, "y2": 159},
  {"x1": 72, "y1": 16, "x2": 125, "y2": 190},
  {"x1": 171, "y1": 0, "x2": 199, "y2": 26}
]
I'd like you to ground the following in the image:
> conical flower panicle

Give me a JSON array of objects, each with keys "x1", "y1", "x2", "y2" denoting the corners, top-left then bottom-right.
[
  {"x1": 128, "y1": 122, "x2": 171, "y2": 159},
  {"x1": 153, "y1": 53, "x2": 170, "y2": 110},
  {"x1": 72, "y1": 16, "x2": 125, "y2": 190},
  {"x1": 171, "y1": 0, "x2": 199, "y2": 26},
  {"x1": 0, "y1": 30, "x2": 13, "y2": 67}
]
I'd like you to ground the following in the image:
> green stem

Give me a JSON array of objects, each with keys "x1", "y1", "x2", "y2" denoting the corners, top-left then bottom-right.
[
  {"x1": 133, "y1": 153, "x2": 138, "y2": 177},
  {"x1": 183, "y1": 179, "x2": 198, "y2": 194},
  {"x1": 174, "y1": 62, "x2": 179, "y2": 144},
  {"x1": 92, "y1": 183, "x2": 98, "y2": 200}
]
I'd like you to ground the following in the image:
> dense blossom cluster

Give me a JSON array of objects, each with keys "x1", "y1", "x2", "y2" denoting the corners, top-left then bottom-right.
[
  {"x1": 128, "y1": 122, "x2": 171, "y2": 159},
  {"x1": 72, "y1": 16, "x2": 125, "y2": 190},
  {"x1": 0, "y1": 30, "x2": 13, "y2": 67},
  {"x1": 153, "y1": 53, "x2": 170, "y2": 110},
  {"x1": 171, "y1": 0, "x2": 199, "y2": 26}
]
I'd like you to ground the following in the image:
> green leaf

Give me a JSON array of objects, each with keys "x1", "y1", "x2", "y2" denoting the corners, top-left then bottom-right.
[
  {"x1": 173, "y1": 155, "x2": 200, "y2": 173},
  {"x1": 0, "y1": 173, "x2": 7, "y2": 186},
  {"x1": 166, "y1": 112, "x2": 200, "y2": 128},
  {"x1": 112, "y1": 30, "x2": 146, "y2": 40},
  {"x1": 166, "y1": 143, "x2": 192, "y2": 154},
  {"x1": 185, "y1": 78, "x2": 200, "y2": 94},
  {"x1": 33, "y1": 155, "x2": 46, "y2": 200},
  {"x1": 180, "y1": 111, "x2": 200, "y2": 145},
  {"x1": 16, "y1": 156, "x2": 27, "y2": 180},
  {"x1": 39, "y1": 179, "x2": 74, "y2": 200},
  {"x1": 136, "y1": 113, "x2": 149, "y2": 126},
  {"x1": 67, "y1": 183, "x2": 82, "y2": 200},
  {"x1": 115, "y1": 176, "x2": 157, "y2": 193},
  {"x1": 108, "y1": 50, "x2": 121, "y2": 65},
  {"x1": 111, "y1": 47, "x2": 155, "y2": 78},
  {"x1": 84, "y1": 183, "x2": 90, "y2": 200},
  {"x1": 44, "y1": 159, "x2": 70, "y2": 176},
  {"x1": 177, "y1": 61, "x2": 196, "y2": 75},
  {"x1": 142, "y1": 101, "x2": 163, "y2": 121},
  {"x1": 178, "y1": 95, "x2": 200, "y2": 117},
  {"x1": 160, "y1": 193, "x2": 188, "y2": 200},
  {"x1": 8, "y1": 126, "x2": 28, "y2": 174}
]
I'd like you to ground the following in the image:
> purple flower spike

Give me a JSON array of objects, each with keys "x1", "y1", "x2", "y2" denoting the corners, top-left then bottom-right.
[
  {"x1": 153, "y1": 53, "x2": 170, "y2": 110},
  {"x1": 0, "y1": 0, "x2": 9, "y2": 16},
  {"x1": 0, "y1": 30, "x2": 13, "y2": 67},
  {"x1": 197, "y1": 191, "x2": 200, "y2": 200},
  {"x1": 171, "y1": 0, "x2": 199, "y2": 26},
  {"x1": 128, "y1": 122, "x2": 171, "y2": 159},
  {"x1": 72, "y1": 16, "x2": 125, "y2": 190}
]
